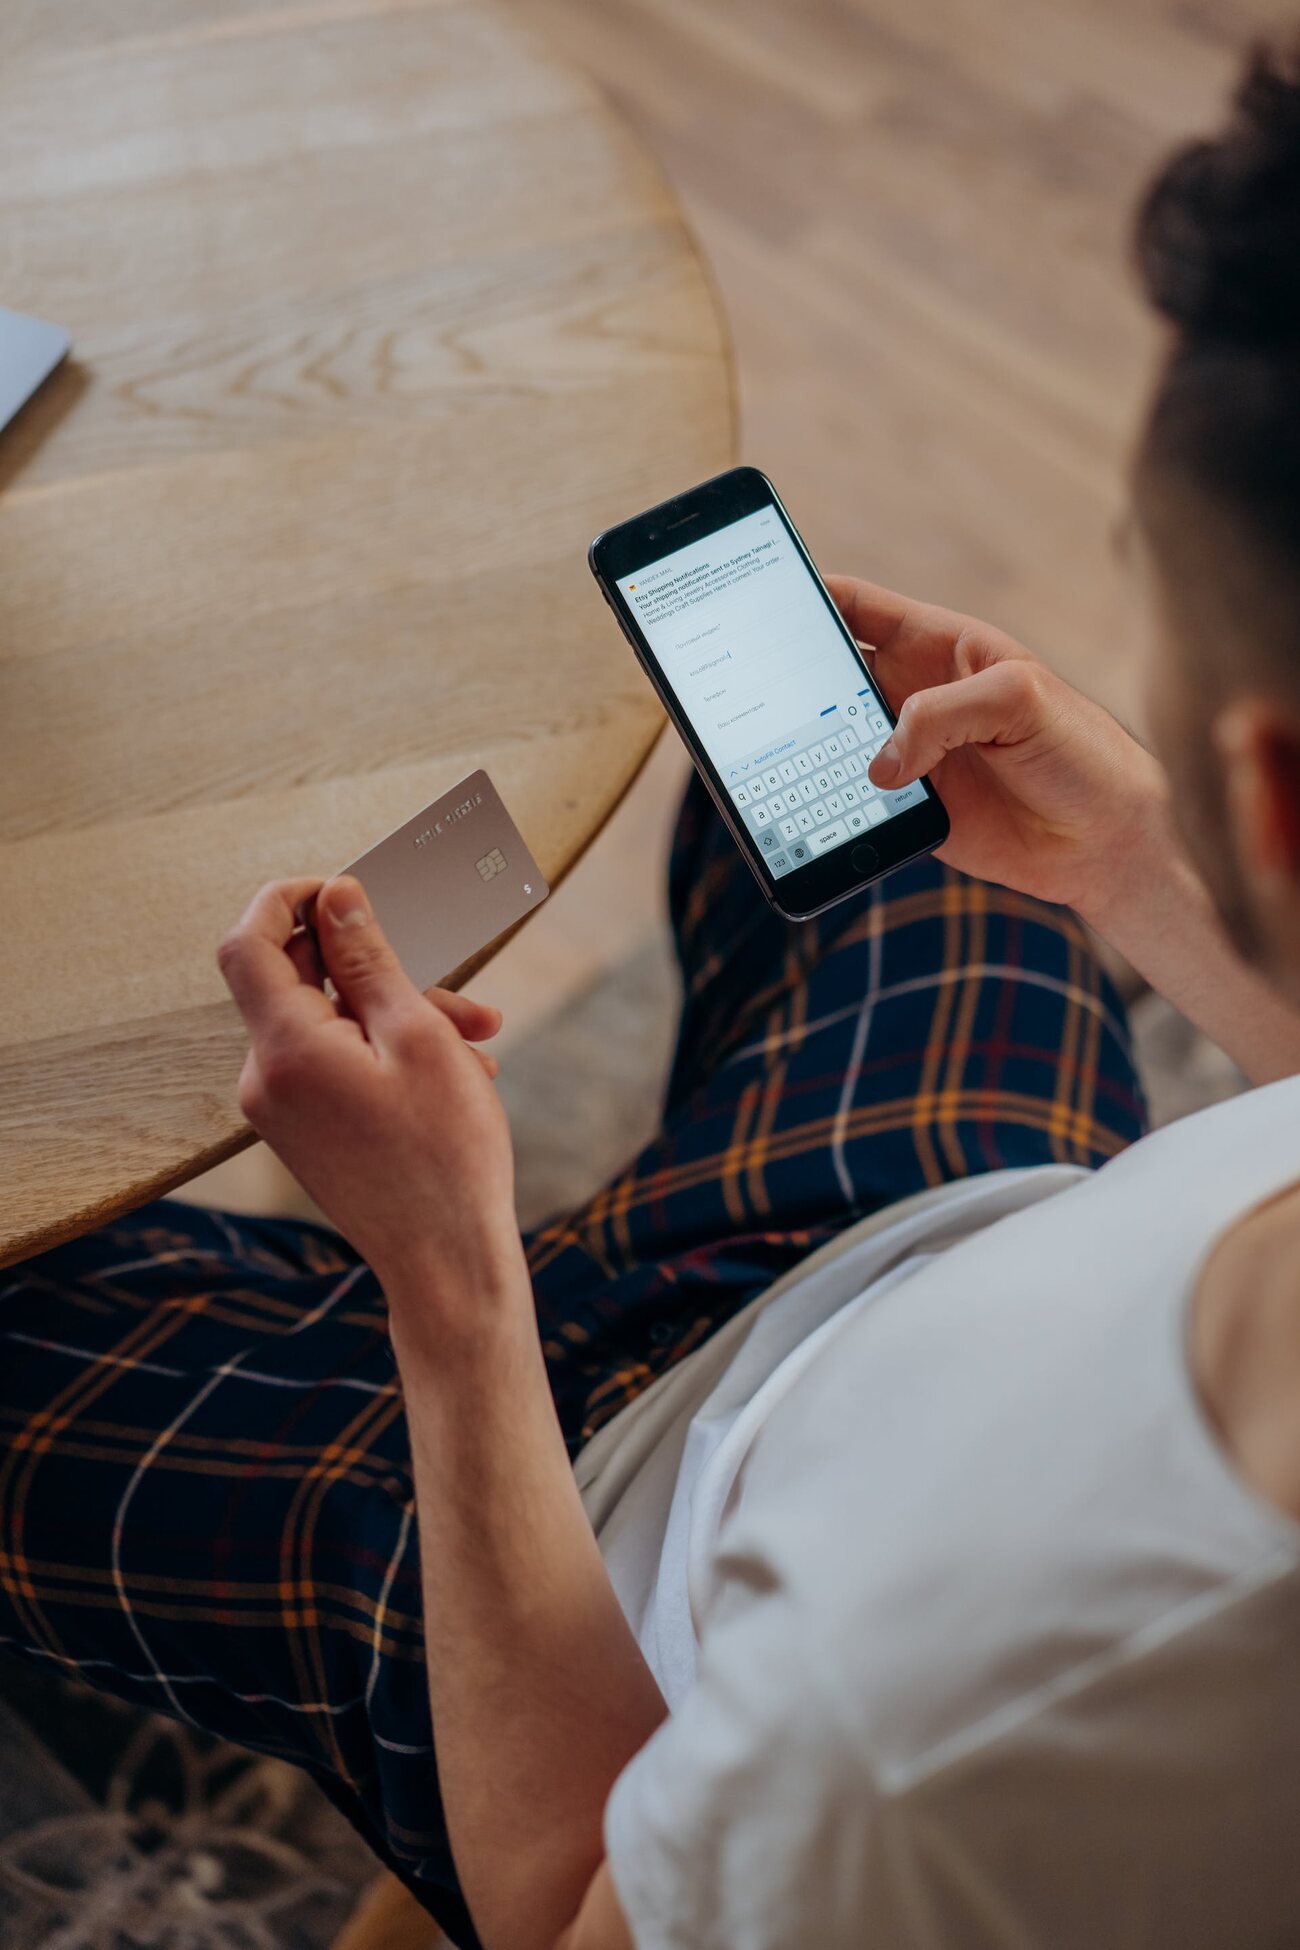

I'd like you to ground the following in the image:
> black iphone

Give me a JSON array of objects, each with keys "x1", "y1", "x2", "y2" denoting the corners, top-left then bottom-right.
[{"x1": 589, "y1": 465, "x2": 949, "y2": 920}]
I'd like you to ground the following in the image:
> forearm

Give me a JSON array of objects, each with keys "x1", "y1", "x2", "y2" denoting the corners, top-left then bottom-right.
[
  {"x1": 1082, "y1": 793, "x2": 1300, "y2": 1085},
  {"x1": 390, "y1": 1291, "x2": 666, "y2": 1950}
]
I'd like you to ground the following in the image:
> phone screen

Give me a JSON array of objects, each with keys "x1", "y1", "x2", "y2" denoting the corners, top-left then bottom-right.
[{"x1": 615, "y1": 503, "x2": 926, "y2": 879}]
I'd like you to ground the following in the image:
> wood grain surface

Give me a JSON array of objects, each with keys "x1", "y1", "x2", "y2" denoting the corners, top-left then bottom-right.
[{"x1": 0, "y1": 0, "x2": 735, "y2": 1267}]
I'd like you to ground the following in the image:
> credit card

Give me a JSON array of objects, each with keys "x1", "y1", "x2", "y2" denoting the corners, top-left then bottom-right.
[{"x1": 328, "y1": 770, "x2": 548, "y2": 990}]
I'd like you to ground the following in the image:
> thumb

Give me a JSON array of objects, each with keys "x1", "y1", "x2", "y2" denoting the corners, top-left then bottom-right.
[
  {"x1": 869, "y1": 663, "x2": 1044, "y2": 788},
  {"x1": 315, "y1": 875, "x2": 421, "y2": 1040}
]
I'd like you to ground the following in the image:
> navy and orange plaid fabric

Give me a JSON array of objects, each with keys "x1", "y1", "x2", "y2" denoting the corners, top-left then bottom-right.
[{"x1": 0, "y1": 775, "x2": 1146, "y2": 1944}]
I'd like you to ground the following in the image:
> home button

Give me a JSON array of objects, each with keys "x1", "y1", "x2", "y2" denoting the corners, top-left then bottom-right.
[{"x1": 851, "y1": 842, "x2": 879, "y2": 877}]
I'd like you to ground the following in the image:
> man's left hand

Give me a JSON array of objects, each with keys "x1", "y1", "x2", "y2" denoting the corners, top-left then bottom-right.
[{"x1": 217, "y1": 874, "x2": 528, "y2": 1337}]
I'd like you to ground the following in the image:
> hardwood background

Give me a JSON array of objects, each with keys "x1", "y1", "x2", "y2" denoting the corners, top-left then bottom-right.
[
  {"x1": 538, "y1": 0, "x2": 1293, "y2": 714},
  {"x1": 188, "y1": 0, "x2": 1282, "y2": 1218}
]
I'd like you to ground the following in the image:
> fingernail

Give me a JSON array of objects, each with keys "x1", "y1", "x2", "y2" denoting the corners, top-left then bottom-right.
[
  {"x1": 326, "y1": 876, "x2": 371, "y2": 927},
  {"x1": 871, "y1": 740, "x2": 900, "y2": 783}
]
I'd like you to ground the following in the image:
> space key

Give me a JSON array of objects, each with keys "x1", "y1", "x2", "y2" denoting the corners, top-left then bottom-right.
[{"x1": 810, "y1": 820, "x2": 848, "y2": 853}]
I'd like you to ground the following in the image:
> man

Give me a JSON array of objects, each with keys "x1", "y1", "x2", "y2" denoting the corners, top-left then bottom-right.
[{"x1": 4, "y1": 38, "x2": 1300, "y2": 1949}]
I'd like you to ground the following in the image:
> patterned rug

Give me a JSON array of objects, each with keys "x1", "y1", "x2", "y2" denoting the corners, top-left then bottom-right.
[{"x1": 0, "y1": 1660, "x2": 375, "y2": 1950}]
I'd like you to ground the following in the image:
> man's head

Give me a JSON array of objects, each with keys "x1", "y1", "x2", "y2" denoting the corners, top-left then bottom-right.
[{"x1": 1134, "y1": 38, "x2": 1300, "y2": 1000}]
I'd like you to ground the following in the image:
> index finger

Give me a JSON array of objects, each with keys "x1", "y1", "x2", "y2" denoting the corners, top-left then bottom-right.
[
  {"x1": 217, "y1": 877, "x2": 336, "y2": 1038},
  {"x1": 824, "y1": 575, "x2": 915, "y2": 650},
  {"x1": 826, "y1": 575, "x2": 1034, "y2": 670},
  {"x1": 826, "y1": 575, "x2": 976, "y2": 715}
]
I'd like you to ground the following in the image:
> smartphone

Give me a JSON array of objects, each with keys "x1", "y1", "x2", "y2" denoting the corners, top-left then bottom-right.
[{"x1": 589, "y1": 466, "x2": 949, "y2": 920}]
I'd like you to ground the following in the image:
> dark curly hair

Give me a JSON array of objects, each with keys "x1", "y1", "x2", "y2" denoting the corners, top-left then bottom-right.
[{"x1": 1134, "y1": 37, "x2": 1300, "y2": 669}]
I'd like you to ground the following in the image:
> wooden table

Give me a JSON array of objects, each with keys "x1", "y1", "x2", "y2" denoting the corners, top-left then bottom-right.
[{"x1": 0, "y1": 0, "x2": 734, "y2": 1269}]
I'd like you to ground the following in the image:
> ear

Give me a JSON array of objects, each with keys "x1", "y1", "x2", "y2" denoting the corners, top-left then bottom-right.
[{"x1": 1214, "y1": 698, "x2": 1300, "y2": 886}]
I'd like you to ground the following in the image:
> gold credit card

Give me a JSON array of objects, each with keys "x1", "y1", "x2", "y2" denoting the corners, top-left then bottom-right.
[{"x1": 331, "y1": 770, "x2": 549, "y2": 990}]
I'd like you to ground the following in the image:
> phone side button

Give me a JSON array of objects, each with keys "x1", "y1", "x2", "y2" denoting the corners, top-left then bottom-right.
[{"x1": 851, "y1": 842, "x2": 879, "y2": 876}]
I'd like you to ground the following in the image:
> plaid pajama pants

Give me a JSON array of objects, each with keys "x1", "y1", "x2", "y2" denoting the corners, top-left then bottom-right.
[{"x1": 0, "y1": 774, "x2": 1146, "y2": 1945}]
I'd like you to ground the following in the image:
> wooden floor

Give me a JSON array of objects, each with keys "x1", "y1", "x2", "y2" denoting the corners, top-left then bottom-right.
[
  {"x1": 530, "y1": 0, "x2": 1279, "y2": 721},
  {"x1": 183, "y1": 0, "x2": 1272, "y2": 1220}
]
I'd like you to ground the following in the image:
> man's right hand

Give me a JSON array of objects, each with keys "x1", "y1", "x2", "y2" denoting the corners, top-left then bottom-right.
[{"x1": 826, "y1": 575, "x2": 1167, "y2": 931}]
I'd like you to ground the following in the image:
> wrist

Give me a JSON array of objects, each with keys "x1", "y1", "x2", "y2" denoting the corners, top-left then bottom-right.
[
  {"x1": 382, "y1": 1245, "x2": 535, "y2": 1374},
  {"x1": 1073, "y1": 766, "x2": 1188, "y2": 946}
]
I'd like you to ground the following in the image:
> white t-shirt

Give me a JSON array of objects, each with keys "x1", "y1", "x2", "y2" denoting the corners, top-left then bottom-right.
[{"x1": 578, "y1": 1077, "x2": 1300, "y2": 1947}]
